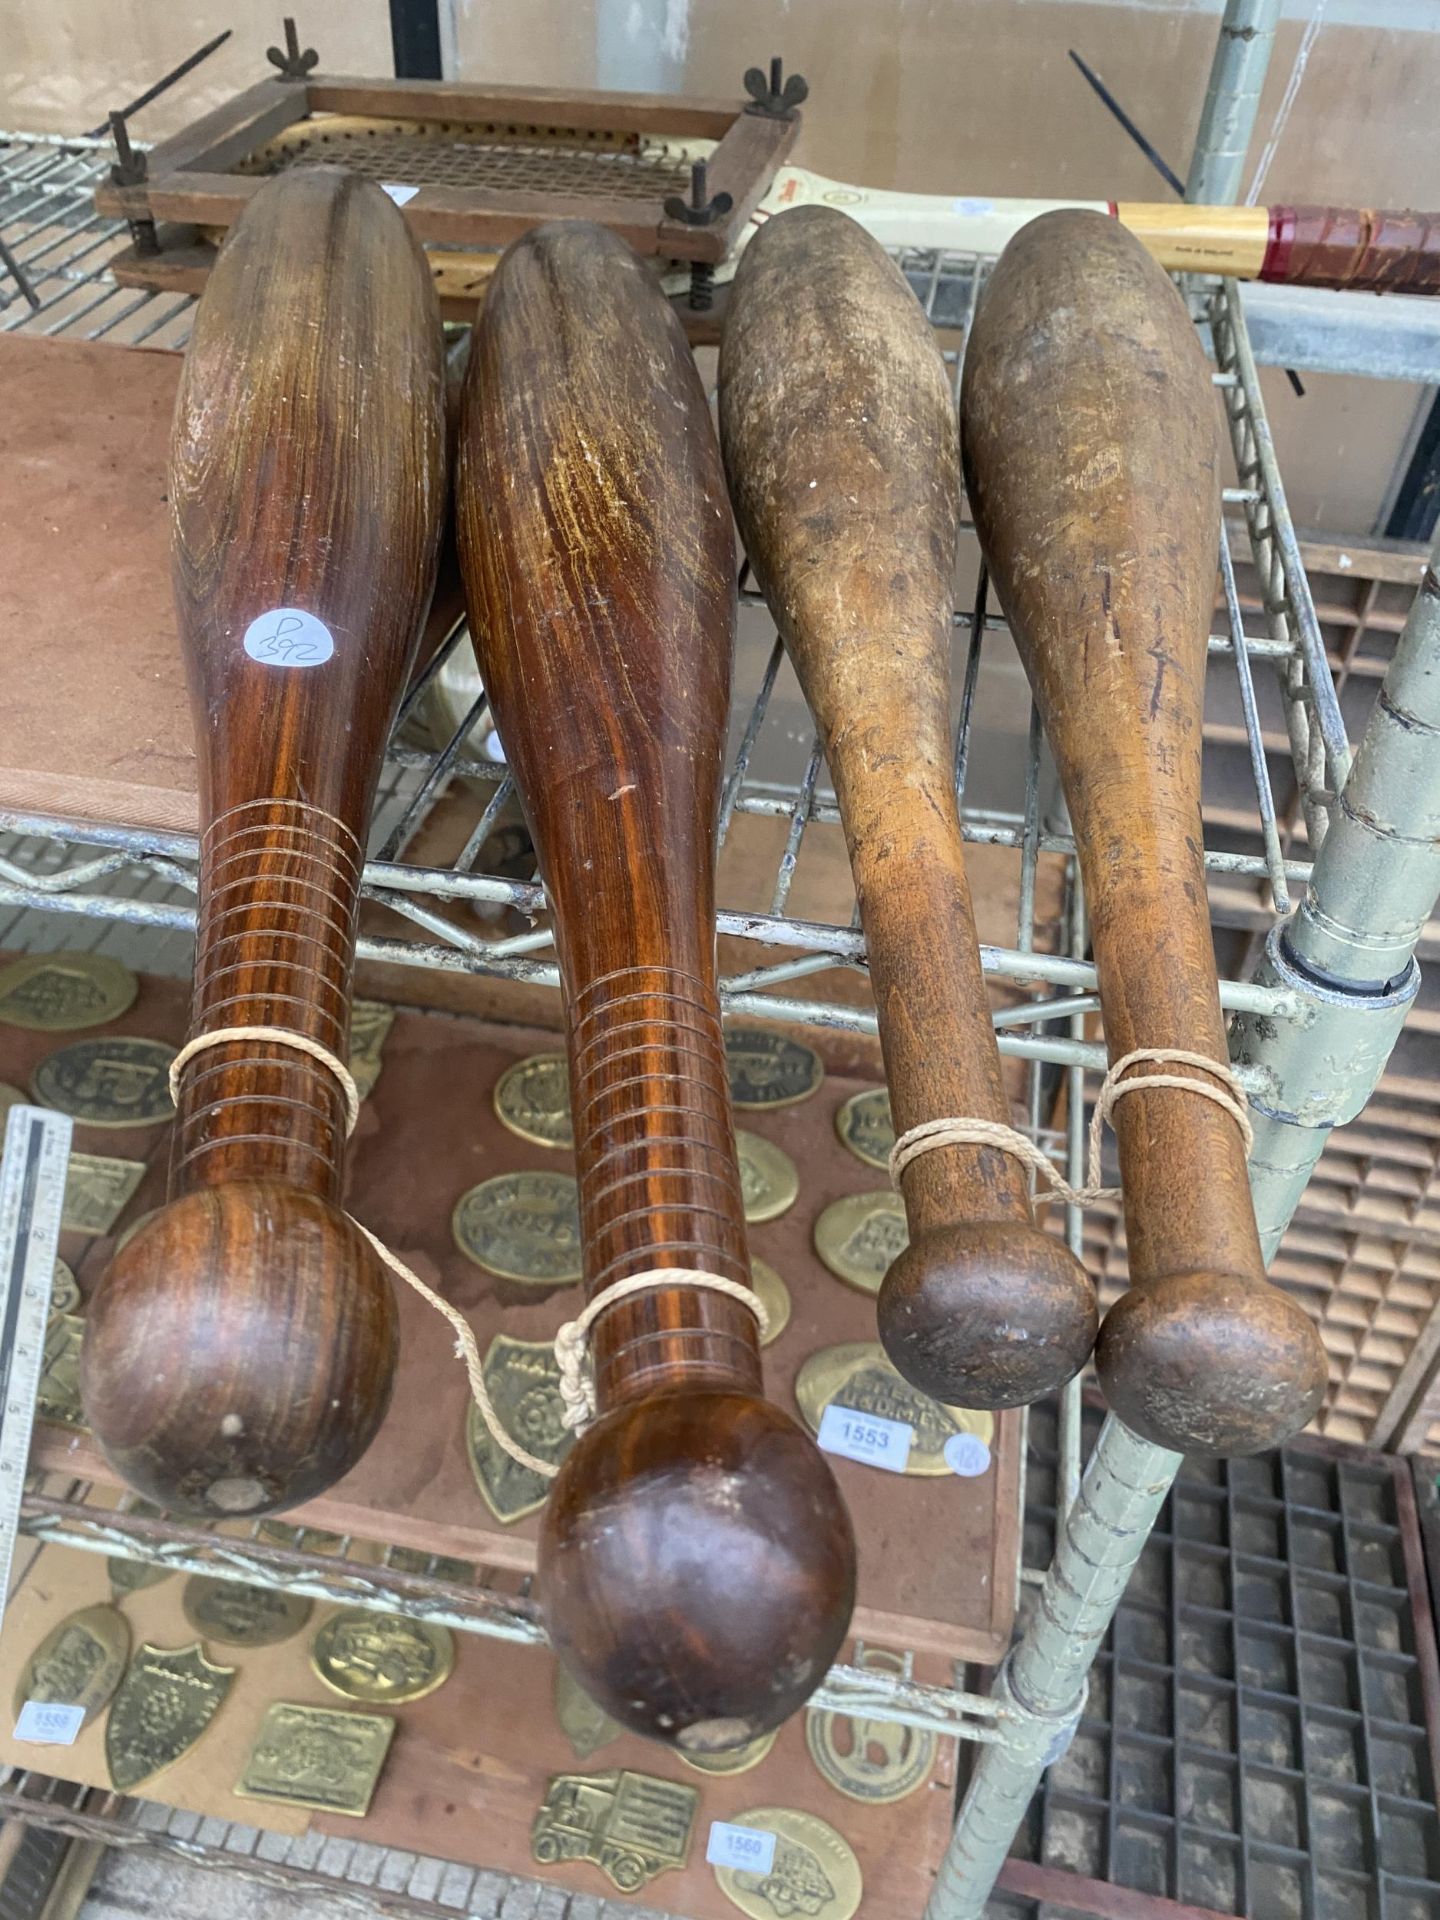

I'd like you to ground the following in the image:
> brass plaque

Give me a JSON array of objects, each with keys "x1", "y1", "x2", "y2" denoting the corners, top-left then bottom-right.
[
  {"x1": 804, "y1": 1647, "x2": 937, "y2": 1802},
  {"x1": 465, "y1": 1334, "x2": 574, "y2": 1523},
  {"x1": 236, "y1": 1700, "x2": 395, "y2": 1817},
  {"x1": 310, "y1": 1607, "x2": 454, "y2": 1704},
  {"x1": 532, "y1": 1769, "x2": 697, "y2": 1893},
  {"x1": 15, "y1": 1604, "x2": 130, "y2": 1729},
  {"x1": 452, "y1": 1171, "x2": 582, "y2": 1284},
  {"x1": 349, "y1": 1054, "x2": 384, "y2": 1103},
  {"x1": 554, "y1": 1663, "x2": 622, "y2": 1761},
  {"x1": 494, "y1": 1051, "x2": 573, "y2": 1149},
  {"x1": 108, "y1": 1557, "x2": 174, "y2": 1598},
  {"x1": 736, "y1": 1130, "x2": 799, "y2": 1225},
  {"x1": 105, "y1": 1642, "x2": 234, "y2": 1791},
  {"x1": 33, "y1": 1037, "x2": 176, "y2": 1128},
  {"x1": 61, "y1": 1153, "x2": 146, "y2": 1234},
  {"x1": 36, "y1": 1313, "x2": 86, "y2": 1429},
  {"x1": 726, "y1": 1029, "x2": 824, "y2": 1110},
  {"x1": 181, "y1": 1576, "x2": 313, "y2": 1648},
  {"x1": 713, "y1": 1806, "x2": 862, "y2": 1920},
  {"x1": 813, "y1": 1191, "x2": 908, "y2": 1295},
  {"x1": 0, "y1": 952, "x2": 138, "y2": 1031},
  {"x1": 49, "y1": 1258, "x2": 80, "y2": 1315},
  {"x1": 794, "y1": 1342, "x2": 994, "y2": 1476},
  {"x1": 349, "y1": 999, "x2": 396, "y2": 1055},
  {"x1": 834, "y1": 1087, "x2": 895, "y2": 1172},
  {"x1": 751, "y1": 1257, "x2": 790, "y2": 1348},
  {"x1": 680, "y1": 1727, "x2": 778, "y2": 1776},
  {"x1": 349, "y1": 999, "x2": 395, "y2": 1101}
]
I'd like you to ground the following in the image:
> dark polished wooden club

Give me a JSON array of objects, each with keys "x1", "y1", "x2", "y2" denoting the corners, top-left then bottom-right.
[
  {"x1": 81, "y1": 168, "x2": 446, "y2": 1515},
  {"x1": 962, "y1": 210, "x2": 1327, "y2": 1456},
  {"x1": 719, "y1": 205, "x2": 1095, "y2": 1410},
  {"x1": 455, "y1": 219, "x2": 856, "y2": 1750}
]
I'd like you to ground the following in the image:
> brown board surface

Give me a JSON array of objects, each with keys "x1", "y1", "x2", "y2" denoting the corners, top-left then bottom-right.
[
  {"x1": 0, "y1": 337, "x2": 196, "y2": 833},
  {"x1": 23, "y1": 973, "x2": 1020, "y2": 1663}
]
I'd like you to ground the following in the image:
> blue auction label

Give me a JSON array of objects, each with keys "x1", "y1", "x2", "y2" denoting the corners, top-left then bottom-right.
[
  {"x1": 242, "y1": 607, "x2": 335, "y2": 668},
  {"x1": 944, "y1": 1431, "x2": 993, "y2": 1478},
  {"x1": 817, "y1": 1402, "x2": 913, "y2": 1473},
  {"x1": 707, "y1": 1821, "x2": 777, "y2": 1874}
]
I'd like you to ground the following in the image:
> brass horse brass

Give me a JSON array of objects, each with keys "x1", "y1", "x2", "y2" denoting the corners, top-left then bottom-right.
[{"x1": 532, "y1": 1769, "x2": 697, "y2": 1893}]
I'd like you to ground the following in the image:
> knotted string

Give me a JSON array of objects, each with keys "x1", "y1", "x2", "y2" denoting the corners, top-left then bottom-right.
[
  {"x1": 552, "y1": 1269, "x2": 768, "y2": 1435},
  {"x1": 888, "y1": 1047, "x2": 1252, "y2": 1208}
]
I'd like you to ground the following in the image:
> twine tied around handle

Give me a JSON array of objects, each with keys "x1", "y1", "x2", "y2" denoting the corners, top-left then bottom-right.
[
  {"x1": 169, "y1": 1026, "x2": 361, "y2": 1137},
  {"x1": 552, "y1": 1269, "x2": 768, "y2": 1435},
  {"x1": 352, "y1": 1256, "x2": 766, "y2": 1480},
  {"x1": 888, "y1": 1047, "x2": 1252, "y2": 1209},
  {"x1": 170, "y1": 1028, "x2": 767, "y2": 1481}
]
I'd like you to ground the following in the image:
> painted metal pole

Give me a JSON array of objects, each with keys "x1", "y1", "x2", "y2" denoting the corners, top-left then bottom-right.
[
  {"x1": 1184, "y1": 0, "x2": 1283, "y2": 207},
  {"x1": 1233, "y1": 536, "x2": 1440, "y2": 1257},
  {"x1": 925, "y1": 1423, "x2": 1181, "y2": 1916}
]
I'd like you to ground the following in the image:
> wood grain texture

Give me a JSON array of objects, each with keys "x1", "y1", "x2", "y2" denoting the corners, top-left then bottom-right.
[
  {"x1": 455, "y1": 219, "x2": 854, "y2": 1748},
  {"x1": 304, "y1": 76, "x2": 741, "y2": 137},
  {"x1": 961, "y1": 210, "x2": 1327, "y2": 1456},
  {"x1": 82, "y1": 167, "x2": 446, "y2": 1516},
  {"x1": 144, "y1": 173, "x2": 733, "y2": 262},
  {"x1": 719, "y1": 206, "x2": 1094, "y2": 1410}
]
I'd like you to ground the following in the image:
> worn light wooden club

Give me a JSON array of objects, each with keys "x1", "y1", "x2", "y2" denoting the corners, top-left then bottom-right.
[
  {"x1": 962, "y1": 210, "x2": 1328, "y2": 1456},
  {"x1": 720, "y1": 205, "x2": 1096, "y2": 1411},
  {"x1": 455, "y1": 219, "x2": 856, "y2": 1749},
  {"x1": 81, "y1": 168, "x2": 447, "y2": 1515}
]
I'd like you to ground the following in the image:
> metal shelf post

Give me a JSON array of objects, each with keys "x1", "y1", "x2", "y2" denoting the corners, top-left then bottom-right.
[
  {"x1": 1234, "y1": 531, "x2": 1440, "y2": 1255},
  {"x1": 1184, "y1": 0, "x2": 1282, "y2": 207}
]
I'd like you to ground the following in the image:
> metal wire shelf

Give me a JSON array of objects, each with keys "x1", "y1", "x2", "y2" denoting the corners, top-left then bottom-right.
[{"x1": 14, "y1": 1478, "x2": 1000, "y2": 1742}]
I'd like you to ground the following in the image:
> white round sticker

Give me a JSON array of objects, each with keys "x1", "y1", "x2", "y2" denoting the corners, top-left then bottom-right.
[
  {"x1": 944, "y1": 1431, "x2": 992, "y2": 1478},
  {"x1": 242, "y1": 607, "x2": 335, "y2": 668}
]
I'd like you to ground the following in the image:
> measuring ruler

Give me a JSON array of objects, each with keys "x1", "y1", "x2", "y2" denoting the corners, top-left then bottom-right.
[{"x1": 0, "y1": 1104, "x2": 73, "y2": 1630}]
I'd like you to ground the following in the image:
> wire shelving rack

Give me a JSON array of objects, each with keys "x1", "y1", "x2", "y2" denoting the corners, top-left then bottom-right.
[{"x1": 0, "y1": 11, "x2": 1418, "y2": 1902}]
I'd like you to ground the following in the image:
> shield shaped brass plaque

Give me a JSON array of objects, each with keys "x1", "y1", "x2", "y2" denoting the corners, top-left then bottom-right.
[
  {"x1": 104, "y1": 1642, "x2": 234, "y2": 1791},
  {"x1": 465, "y1": 1334, "x2": 574, "y2": 1523}
]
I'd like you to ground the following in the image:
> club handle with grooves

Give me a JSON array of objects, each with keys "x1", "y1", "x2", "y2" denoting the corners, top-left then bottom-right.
[
  {"x1": 81, "y1": 167, "x2": 446, "y2": 1518},
  {"x1": 171, "y1": 798, "x2": 362, "y2": 1199},
  {"x1": 571, "y1": 965, "x2": 760, "y2": 1410},
  {"x1": 456, "y1": 218, "x2": 854, "y2": 1751},
  {"x1": 718, "y1": 205, "x2": 1095, "y2": 1411},
  {"x1": 961, "y1": 209, "x2": 1327, "y2": 1456}
]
